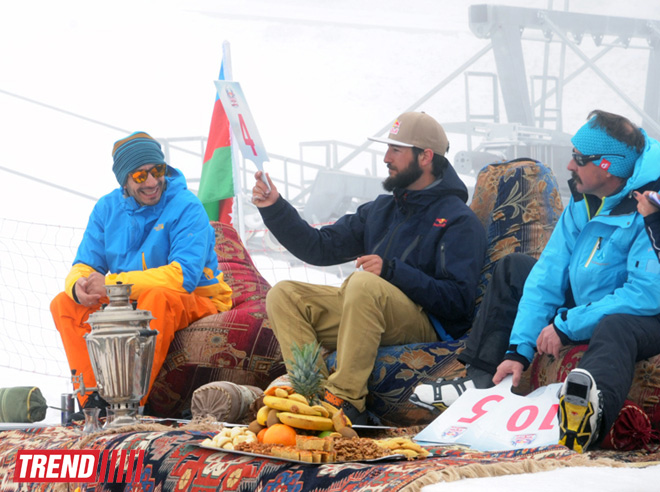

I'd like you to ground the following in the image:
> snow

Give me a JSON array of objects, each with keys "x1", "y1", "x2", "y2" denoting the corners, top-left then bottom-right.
[
  {"x1": 422, "y1": 465, "x2": 660, "y2": 491},
  {"x1": 2, "y1": 0, "x2": 660, "y2": 488}
]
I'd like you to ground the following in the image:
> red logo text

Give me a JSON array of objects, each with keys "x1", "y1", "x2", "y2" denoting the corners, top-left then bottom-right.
[{"x1": 13, "y1": 449, "x2": 144, "y2": 483}]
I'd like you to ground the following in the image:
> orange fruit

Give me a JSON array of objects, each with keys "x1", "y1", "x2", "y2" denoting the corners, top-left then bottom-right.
[
  {"x1": 262, "y1": 423, "x2": 297, "y2": 446},
  {"x1": 264, "y1": 385, "x2": 293, "y2": 397},
  {"x1": 257, "y1": 428, "x2": 268, "y2": 443}
]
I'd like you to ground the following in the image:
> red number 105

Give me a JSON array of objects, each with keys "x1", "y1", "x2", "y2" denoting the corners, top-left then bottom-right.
[{"x1": 457, "y1": 395, "x2": 558, "y2": 432}]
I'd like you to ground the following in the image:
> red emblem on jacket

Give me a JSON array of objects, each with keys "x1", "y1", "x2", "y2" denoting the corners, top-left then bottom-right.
[{"x1": 434, "y1": 218, "x2": 447, "y2": 227}]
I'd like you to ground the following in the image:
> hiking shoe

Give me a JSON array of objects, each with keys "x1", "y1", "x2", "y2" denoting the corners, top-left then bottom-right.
[
  {"x1": 558, "y1": 368, "x2": 603, "y2": 453},
  {"x1": 323, "y1": 389, "x2": 368, "y2": 425},
  {"x1": 409, "y1": 376, "x2": 475, "y2": 412},
  {"x1": 69, "y1": 391, "x2": 109, "y2": 423}
]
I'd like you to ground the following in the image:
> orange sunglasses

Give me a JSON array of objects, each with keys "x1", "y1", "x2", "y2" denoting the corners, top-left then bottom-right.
[{"x1": 129, "y1": 164, "x2": 167, "y2": 184}]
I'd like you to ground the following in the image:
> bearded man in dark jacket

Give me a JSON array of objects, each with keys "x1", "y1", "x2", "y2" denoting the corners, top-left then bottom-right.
[{"x1": 251, "y1": 112, "x2": 486, "y2": 423}]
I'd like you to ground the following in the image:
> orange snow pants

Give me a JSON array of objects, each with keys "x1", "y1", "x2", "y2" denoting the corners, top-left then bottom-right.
[{"x1": 50, "y1": 287, "x2": 217, "y2": 407}]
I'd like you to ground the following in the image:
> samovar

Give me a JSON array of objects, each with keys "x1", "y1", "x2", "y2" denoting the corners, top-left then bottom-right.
[{"x1": 77, "y1": 283, "x2": 158, "y2": 428}]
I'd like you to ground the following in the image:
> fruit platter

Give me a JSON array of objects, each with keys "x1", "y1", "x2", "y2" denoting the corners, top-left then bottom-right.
[
  {"x1": 199, "y1": 425, "x2": 431, "y2": 465},
  {"x1": 199, "y1": 384, "x2": 431, "y2": 464}
]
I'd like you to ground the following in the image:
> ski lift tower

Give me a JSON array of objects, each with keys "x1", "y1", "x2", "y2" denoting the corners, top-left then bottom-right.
[{"x1": 449, "y1": 4, "x2": 660, "y2": 201}]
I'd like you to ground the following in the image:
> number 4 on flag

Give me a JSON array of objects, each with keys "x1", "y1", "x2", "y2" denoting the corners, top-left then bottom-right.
[{"x1": 215, "y1": 80, "x2": 270, "y2": 186}]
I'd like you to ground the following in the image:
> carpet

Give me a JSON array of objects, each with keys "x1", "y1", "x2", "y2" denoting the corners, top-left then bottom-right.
[{"x1": 0, "y1": 423, "x2": 647, "y2": 492}]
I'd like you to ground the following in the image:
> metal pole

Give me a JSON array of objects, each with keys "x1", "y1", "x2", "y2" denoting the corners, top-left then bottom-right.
[
  {"x1": 222, "y1": 40, "x2": 247, "y2": 242},
  {"x1": 540, "y1": 12, "x2": 660, "y2": 135}
]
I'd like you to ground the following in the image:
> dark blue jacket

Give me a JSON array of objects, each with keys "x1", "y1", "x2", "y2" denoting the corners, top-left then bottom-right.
[{"x1": 258, "y1": 165, "x2": 487, "y2": 339}]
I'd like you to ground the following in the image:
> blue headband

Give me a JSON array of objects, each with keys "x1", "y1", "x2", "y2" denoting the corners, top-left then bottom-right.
[
  {"x1": 571, "y1": 117, "x2": 642, "y2": 178},
  {"x1": 112, "y1": 132, "x2": 167, "y2": 186}
]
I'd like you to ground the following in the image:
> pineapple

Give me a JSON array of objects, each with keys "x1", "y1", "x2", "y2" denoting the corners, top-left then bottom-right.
[{"x1": 286, "y1": 342, "x2": 326, "y2": 405}]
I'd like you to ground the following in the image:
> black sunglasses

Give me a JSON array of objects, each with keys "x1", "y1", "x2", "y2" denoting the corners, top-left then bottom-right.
[{"x1": 571, "y1": 153, "x2": 624, "y2": 167}]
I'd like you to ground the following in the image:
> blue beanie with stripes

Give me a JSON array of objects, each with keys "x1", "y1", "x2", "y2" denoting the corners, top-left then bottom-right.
[{"x1": 112, "y1": 132, "x2": 167, "y2": 186}]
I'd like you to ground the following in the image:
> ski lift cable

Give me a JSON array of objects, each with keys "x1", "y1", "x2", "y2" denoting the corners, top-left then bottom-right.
[
  {"x1": 0, "y1": 165, "x2": 98, "y2": 201},
  {"x1": 0, "y1": 88, "x2": 203, "y2": 158}
]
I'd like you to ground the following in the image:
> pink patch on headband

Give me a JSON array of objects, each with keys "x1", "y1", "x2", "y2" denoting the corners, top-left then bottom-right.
[
  {"x1": 390, "y1": 120, "x2": 401, "y2": 135},
  {"x1": 599, "y1": 158, "x2": 611, "y2": 170}
]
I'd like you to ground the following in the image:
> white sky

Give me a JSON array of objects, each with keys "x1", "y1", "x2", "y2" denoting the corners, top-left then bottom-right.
[{"x1": 2, "y1": 0, "x2": 660, "y2": 228}]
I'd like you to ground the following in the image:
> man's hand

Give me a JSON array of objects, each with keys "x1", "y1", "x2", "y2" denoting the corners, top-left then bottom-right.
[
  {"x1": 492, "y1": 360, "x2": 524, "y2": 387},
  {"x1": 634, "y1": 190, "x2": 660, "y2": 217},
  {"x1": 355, "y1": 255, "x2": 383, "y2": 275},
  {"x1": 251, "y1": 171, "x2": 279, "y2": 208},
  {"x1": 536, "y1": 324, "x2": 562, "y2": 359},
  {"x1": 74, "y1": 272, "x2": 106, "y2": 307}
]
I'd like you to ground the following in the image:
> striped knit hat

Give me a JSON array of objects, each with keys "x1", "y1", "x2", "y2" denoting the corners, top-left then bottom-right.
[{"x1": 112, "y1": 132, "x2": 167, "y2": 186}]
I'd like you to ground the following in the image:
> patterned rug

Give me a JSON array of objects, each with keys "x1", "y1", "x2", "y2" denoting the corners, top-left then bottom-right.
[{"x1": 0, "y1": 424, "x2": 651, "y2": 492}]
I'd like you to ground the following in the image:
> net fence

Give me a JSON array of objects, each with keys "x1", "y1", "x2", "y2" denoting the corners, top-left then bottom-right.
[{"x1": 0, "y1": 218, "x2": 351, "y2": 380}]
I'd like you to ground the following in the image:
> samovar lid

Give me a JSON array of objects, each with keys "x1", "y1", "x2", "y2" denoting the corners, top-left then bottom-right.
[{"x1": 86, "y1": 283, "x2": 154, "y2": 326}]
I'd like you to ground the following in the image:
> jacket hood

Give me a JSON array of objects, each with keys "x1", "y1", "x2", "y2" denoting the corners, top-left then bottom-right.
[
  {"x1": 393, "y1": 163, "x2": 468, "y2": 205},
  {"x1": 611, "y1": 129, "x2": 660, "y2": 199}
]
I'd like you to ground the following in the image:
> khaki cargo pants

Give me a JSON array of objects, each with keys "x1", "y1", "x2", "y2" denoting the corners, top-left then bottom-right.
[{"x1": 266, "y1": 271, "x2": 438, "y2": 412}]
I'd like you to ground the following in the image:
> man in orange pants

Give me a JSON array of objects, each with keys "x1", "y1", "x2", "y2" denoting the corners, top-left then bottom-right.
[{"x1": 51, "y1": 132, "x2": 232, "y2": 416}]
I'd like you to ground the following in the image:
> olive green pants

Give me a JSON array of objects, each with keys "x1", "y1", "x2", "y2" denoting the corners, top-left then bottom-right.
[{"x1": 266, "y1": 271, "x2": 438, "y2": 412}]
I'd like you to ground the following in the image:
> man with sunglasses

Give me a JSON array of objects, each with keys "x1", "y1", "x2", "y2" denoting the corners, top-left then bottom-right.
[
  {"x1": 412, "y1": 110, "x2": 660, "y2": 453},
  {"x1": 50, "y1": 132, "x2": 232, "y2": 416}
]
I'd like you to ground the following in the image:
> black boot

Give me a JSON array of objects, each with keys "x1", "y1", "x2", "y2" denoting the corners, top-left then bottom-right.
[{"x1": 68, "y1": 392, "x2": 109, "y2": 423}]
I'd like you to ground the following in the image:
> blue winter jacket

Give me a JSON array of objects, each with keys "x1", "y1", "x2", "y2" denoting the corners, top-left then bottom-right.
[
  {"x1": 66, "y1": 168, "x2": 232, "y2": 311},
  {"x1": 258, "y1": 164, "x2": 487, "y2": 339},
  {"x1": 508, "y1": 133, "x2": 660, "y2": 363}
]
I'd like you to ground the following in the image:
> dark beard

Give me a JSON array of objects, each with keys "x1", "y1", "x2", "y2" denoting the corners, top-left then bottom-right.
[{"x1": 382, "y1": 157, "x2": 423, "y2": 192}]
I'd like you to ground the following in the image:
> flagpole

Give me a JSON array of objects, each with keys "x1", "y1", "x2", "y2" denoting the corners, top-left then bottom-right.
[{"x1": 222, "y1": 41, "x2": 247, "y2": 243}]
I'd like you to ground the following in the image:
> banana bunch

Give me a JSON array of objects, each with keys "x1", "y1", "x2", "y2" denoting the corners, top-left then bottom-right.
[
  {"x1": 374, "y1": 437, "x2": 432, "y2": 460},
  {"x1": 201, "y1": 426, "x2": 258, "y2": 451},
  {"x1": 250, "y1": 387, "x2": 358, "y2": 438}
]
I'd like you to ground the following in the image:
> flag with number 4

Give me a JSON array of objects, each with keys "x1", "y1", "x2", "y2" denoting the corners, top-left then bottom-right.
[
  {"x1": 414, "y1": 376, "x2": 561, "y2": 451},
  {"x1": 214, "y1": 80, "x2": 269, "y2": 172}
]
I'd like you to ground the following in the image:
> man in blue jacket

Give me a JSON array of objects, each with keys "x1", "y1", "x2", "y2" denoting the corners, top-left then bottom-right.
[
  {"x1": 412, "y1": 110, "x2": 660, "y2": 452},
  {"x1": 251, "y1": 112, "x2": 487, "y2": 423},
  {"x1": 51, "y1": 132, "x2": 232, "y2": 414}
]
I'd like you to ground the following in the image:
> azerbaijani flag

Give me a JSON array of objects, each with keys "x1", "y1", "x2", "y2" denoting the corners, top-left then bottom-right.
[{"x1": 198, "y1": 57, "x2": 235, "y2": 224}]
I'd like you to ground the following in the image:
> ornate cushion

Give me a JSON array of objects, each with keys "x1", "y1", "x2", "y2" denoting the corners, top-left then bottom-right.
[
  {"x1": 470, "y1": 159, "x2": 563, "y2": 306},
  {"x1": 325, "y1": 339, "x2": 467, "y2": 426},
  {"x1": 528, "y1": 347, "x2": 660, "y2": 427},
  {"x1": 148, "y1": 223, "x2": 285, "y2": 417}
]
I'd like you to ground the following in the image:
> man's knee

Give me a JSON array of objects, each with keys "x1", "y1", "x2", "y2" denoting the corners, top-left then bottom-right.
[
  {"x1": 137, "y1": 286, "x2": 176, "y2": 304},
  {"x1": 342, "y1": 271, "x2": 386, "y2": 300},
  {"x1": 50, "y1": 292, "x2": 81, "y2": 329},
  {"x1": 591, "y1": 314, "x2": 633, "y2": 345},
  {"x1": 265, "y1": 280, "x2": 297, "y2": 314}
]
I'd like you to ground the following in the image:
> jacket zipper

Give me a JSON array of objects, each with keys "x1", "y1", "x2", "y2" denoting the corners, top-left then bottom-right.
[
  {"x1": 382, "y1": 210, "x2": 413, "y2": 258},
  {"x1": 584, "y1": 237, "x2": 602, "y2": 267},
  {"x1": 440, "y1": 243, "x2": 447, "y2": 276},
  {"x1": 400, "y1": 235, "x2": 421, "y2": 263}
]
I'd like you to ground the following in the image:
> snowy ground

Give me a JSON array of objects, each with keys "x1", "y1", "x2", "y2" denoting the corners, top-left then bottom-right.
[{"x1": 422, "y1": 465, "x2": 660, "y2": 492}]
